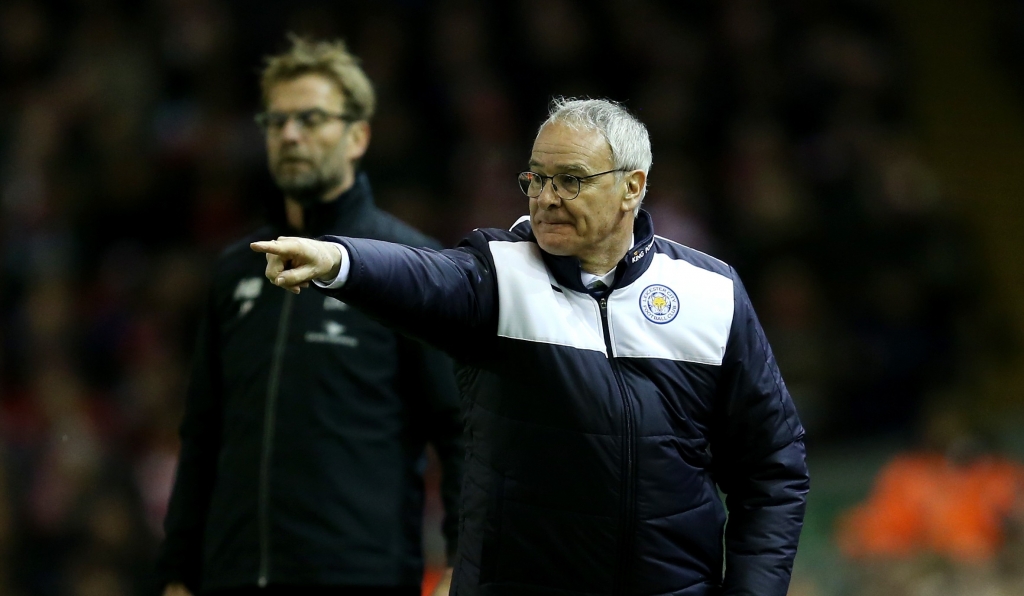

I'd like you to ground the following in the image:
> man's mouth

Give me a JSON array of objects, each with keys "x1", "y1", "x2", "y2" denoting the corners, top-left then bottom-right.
[{"x1": 278, "y1": 158, "x2": 312, "y2": 170}]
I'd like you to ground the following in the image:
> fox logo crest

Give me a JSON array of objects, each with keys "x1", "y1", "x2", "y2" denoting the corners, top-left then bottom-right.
[{"x1": 640, "y1": 284, "x2": 679, "y2": 324}]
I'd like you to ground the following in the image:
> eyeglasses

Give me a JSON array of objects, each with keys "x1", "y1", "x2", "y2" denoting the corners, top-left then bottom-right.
[
  {"x1": 255, "y1": 108, "x2": 353, "y2": 133},
  {"x1": 517, "y1": 169, "x2": 627, "y2": 200}
]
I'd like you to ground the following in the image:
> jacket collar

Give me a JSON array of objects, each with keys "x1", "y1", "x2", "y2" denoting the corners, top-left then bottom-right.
[
  {"x1": 275, "y1": 171, "x2": 376, "y2": 238},
  {"x1": 516, "y1": 209, "x2": 657, "y2": 294}
]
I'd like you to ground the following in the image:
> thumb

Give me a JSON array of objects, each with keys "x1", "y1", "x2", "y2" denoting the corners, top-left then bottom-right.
[{"x1": 274, "y1": 263, "x2": 324, "y2": 288}]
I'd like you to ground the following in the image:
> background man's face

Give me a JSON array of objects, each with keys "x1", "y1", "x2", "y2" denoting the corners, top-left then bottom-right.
[
  {"x1": 265, "y1": 74, "x2": 353, "y2": 203},
  {"x1": 528, "y1": 122, "x2": 626, "y2": 259}
]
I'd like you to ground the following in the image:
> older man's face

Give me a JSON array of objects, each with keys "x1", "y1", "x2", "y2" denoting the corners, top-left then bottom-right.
[
  {"x1": 528, "y1": 122, "x2": 627, "y2": 260},
  {"x1": 265, "y1": 74, "x2": 355, "y2": 203}
]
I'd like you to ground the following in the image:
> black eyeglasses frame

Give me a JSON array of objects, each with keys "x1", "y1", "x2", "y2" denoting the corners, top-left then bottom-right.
[
  {"x1": 517, "y1": 168, "x2": 629, "y2": 200},
  {"x1": 254, "y1": 108, "x2": 355, "y2": 132}
]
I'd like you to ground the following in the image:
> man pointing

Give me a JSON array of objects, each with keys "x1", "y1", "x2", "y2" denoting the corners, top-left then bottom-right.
[{"x1": 253, "y1": 98, "x2": 809, "y2": 596}]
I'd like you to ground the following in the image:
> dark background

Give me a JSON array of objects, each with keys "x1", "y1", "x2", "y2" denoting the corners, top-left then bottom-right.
[{"x1": 2, "y1": 0, "x2": 1024, "y2": 594}]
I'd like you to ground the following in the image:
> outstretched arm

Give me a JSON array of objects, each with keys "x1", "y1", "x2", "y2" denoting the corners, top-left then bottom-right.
[{"x1": 252, "y1": 234, "x2": 498, "y2": 359}]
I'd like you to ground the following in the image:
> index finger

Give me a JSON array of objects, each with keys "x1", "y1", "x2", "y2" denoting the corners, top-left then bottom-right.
[
  {"x1": 251, "y1": 237, "x2": 304, "y2": 256},
  {"x1": 250, "y1": 239, "x2": 284, "y2": 255}
]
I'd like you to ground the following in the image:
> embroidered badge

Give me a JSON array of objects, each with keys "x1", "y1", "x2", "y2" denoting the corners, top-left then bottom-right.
[
  {"x1": 234, "y1": 277, "x2": 263, "y2": 318},
  {"x1": 639, "y1": 284, "x2": 679, "y2": 324}
]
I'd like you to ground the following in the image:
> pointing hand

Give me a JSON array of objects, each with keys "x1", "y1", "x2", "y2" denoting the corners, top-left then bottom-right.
[{"x1": 250, "y1": 237, "x2": 342, "y2": 294}]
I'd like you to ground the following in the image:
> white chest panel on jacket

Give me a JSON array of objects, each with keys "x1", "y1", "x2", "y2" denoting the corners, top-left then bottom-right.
[{"x1": 490, "y1": 240, "x2": 735, "y2": 365}]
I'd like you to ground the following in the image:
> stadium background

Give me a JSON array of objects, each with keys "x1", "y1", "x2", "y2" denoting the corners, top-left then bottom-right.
[{"x1": 2, "y1": 0, "x2": 1024, "y2": 594}]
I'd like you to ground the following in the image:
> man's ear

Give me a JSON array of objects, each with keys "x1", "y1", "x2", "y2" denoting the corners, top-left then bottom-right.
[
  {"x1": 621, "y1": 169, "x2": 646, "y2": 213},
  {"x1": 345, "y1": 121, "x2": 371, "y2": 162}
]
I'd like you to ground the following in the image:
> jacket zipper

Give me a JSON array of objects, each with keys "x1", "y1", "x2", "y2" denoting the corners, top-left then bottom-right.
[
  {"x1": 599, "y1": 296, "x2": 637, "y2": 595},
  {"x1": 258, "y1": 291, "x2": 294, "y2": 587}
]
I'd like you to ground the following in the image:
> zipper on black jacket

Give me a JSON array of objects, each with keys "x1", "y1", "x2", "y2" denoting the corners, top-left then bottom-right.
[
  {"x1": 598, "y1": 296, "x2": 637, "y2": 595},
  {"x1": 258, "y1": 291, "x2": 294, "y2": 587}
]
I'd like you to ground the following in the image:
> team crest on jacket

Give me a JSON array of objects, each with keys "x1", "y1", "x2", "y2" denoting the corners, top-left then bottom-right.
[{"x1": 640, "y1": 284, "x2": 679, "y2": 324}]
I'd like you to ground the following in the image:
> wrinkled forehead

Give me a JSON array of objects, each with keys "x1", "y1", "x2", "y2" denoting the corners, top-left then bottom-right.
[{"x1": 529, "y1": 121, "x2": 613, "y2": 172}]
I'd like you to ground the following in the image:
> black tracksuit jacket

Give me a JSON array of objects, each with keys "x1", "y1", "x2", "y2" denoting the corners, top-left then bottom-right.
[
  {"x1": 317, "y1": 210, "x2": 809, "y2": 596},
  {"x1": 155, "y1": 173, "x2": 464, "y2": 593}
]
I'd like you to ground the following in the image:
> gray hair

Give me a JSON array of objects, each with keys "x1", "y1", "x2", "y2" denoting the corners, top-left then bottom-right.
[{"x1": 541, "y1": 97, "x2": 652, "y2": 203}]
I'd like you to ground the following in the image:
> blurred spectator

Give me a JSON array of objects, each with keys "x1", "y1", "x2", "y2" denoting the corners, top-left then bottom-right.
[{"x1": 836, "y1": 403, "x2": 1024, "y2": 594}]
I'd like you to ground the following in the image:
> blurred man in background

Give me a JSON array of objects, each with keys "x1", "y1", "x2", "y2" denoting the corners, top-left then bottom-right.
[
  {"x1": 253, "y1": 98, "x2": 809, "y2": 596},
  {"x1": 155, "y1": 35, "x2": 463, "y2": 596}
]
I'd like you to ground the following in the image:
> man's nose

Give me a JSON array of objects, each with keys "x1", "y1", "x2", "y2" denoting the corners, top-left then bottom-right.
[
  {"x1": 536, "y1": 177, "x2": 562, "y2": 208},
  {"x1": 279, "y1": 117, "x2": 304, "y2": 142}
]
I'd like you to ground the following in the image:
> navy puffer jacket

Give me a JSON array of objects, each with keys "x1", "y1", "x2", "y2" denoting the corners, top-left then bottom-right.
[{"x1": 319, "y1": 210, "x2": 809, "y2": 596}]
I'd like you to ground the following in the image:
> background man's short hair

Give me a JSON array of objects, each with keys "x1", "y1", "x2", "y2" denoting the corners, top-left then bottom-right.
[
  {"x1": 260, "y1": 34, "x2": 376, "y2": 121},
  {"x1": 542, "y1": 97, "x2": 653, "y2": 201}
]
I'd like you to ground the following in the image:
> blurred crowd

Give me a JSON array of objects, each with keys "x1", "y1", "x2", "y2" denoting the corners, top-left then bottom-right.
[
  {"x1": 830, "y1": 404, "x2": 1024, "y2": 596},
  {"x1": 0, "y1": 0, "x2": 1016, "y2": 595}
]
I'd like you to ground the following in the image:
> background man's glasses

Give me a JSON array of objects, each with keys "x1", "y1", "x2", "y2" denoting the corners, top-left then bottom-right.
[
  {"x1": 255, "y1": 108, "x2": 353, "y2": 132},
  {"x1": 517, "y1": 169, "x2": 627, "y2": 200}
]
